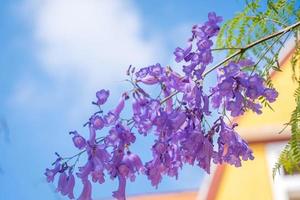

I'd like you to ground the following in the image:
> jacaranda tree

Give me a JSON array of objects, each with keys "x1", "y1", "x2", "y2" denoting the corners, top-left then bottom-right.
[{"x1": 45, "y1": 0, "x2": 300, "y2": 199}]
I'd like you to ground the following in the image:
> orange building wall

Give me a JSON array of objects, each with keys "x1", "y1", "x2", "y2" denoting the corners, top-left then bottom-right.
[{"x1": 214, "y1": 143, "x2": 273, "y2": 200}]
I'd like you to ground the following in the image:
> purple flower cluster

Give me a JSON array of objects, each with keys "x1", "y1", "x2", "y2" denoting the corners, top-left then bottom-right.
[
  {"x1": 174, "y1": 12, "x2": 222, "y2": 79},
  {"x1": 211, "y1": 60, "x2": 278, "y2": 116},
  {"x1": 45, "y1": 12, "x2": 278, "y2": 200}
]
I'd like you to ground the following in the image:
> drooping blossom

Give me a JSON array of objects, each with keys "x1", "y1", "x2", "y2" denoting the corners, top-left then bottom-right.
[
  {"x1": 71, "y1": 131, "x2": 86, "y2": 150},
  {"x1": 213, "y1": 118, "x2": 254, "y2": 167},
  {"x1": 56, "y1": 170, "x2": 75, "y2": 199},
  {"x1": 95, "y1": 89, "x2": 110, "y2": 106},
  {"x1": 45, "y1": 158, "x2": 61, "y2": 183}
]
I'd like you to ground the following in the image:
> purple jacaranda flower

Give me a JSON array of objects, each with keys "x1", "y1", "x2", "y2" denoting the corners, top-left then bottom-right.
[
  {"x1": 85, "y1": 144, "x2": 110, "y2": 184},
  {"x1": 104, "y1": 111, "x2": 117, "y2": 126},
  {"x1": 182, "y1": 64, "x2": 195, "y2": 76},
  {"x1": 95, "y1": 89, "x2": 109, "y2": 105},
  {"x1": 200, "y1": 49, "x2": 213, "y2": 65},
  {"x1": 181, "y1": 129, "x2": 213, "y2": 173},
  {"x1": 245, "y1": 88, "x2": 260, "y2": 100},
  {"x1": 194, "y1": 65, "x2": 206, "y2": 79},
  {"x1": 57, "y1": 170, "x2": 75, "y2": 199},
  {"x1": 145, "y1": 141, "x2": 181, "y2": 188},
  {"x1": 197, "y1": 38, "x2": 213, "y2": 50},
  {"x1": 203, "y1": 22, "x2": 220, "y2": 37},
  {"x1": 145, "y1": 160, "x2": 164, "y2": 188},
  {"x1": 124, "y1": 152, "x2": 144, "y2": 174},
  {"x1": 136, "y1": 64, "x2": 162, "y2": 85},
  {"x1": 208, "y1": 12, "x2": 223, "y2": 24},
  {"x1": 247, "y1": 74, "x2": 264, "y2": 87},
  {"x1": 216, "y1": 119, "x2": 254, "y2": 167},
  {"x1": 114, "y1": 97, "x2": 125, "y2": 116},
  {"x1": 226, "y1": 92, "x2": 244, "y2": 117},
  {"x1": 173, "y1": 44, "x2": 192, "y2": 63},
  {"x1": 105, "y1": 123, "x2": 136, "y2": 147},
  {"x1": 243, "y1": 75, "x2": 265, "y2": 100},
  {"x1": 246, "y1": 100, "x2": 262, "y2": 114},
  {"x1": 91, "y1": 150, "x2": 107, "y2": 184},
  {"x1": 108, "y1": 93, "x2": 128, "y2": 122},
  {"x1": 226, "y1": 100, "x2": 244, "y2": 117},
  {"x1": 169, "y1": 111, "x2": 187, "y2": 131},
  {"x1": 135, "y1": 67, "x2": 149, "y2": 78},
  {"x1": 191, "y1": 24, "x2": 206, "y2": 39},
  {"x1": 115, "y1": 123, "x2": 136, "y2": 145},
  {"x1": 113, "y1": 174, "x2": 127, "y2": 200},
  {"x1": 88, "y1": 126, "x2": 96, "y2": 144},
  {"x1": 203, "y1": 12, "x2": 222, "y2": 37},
  {"x1": 183, "y1": 51, "x2": 195, "y2": 62},
  {"x1": 78, "y1": 178, "x2": 92, "y2": 200},
  {"x1": 146, "y1": 141, "x2": 183, "y2": 185},
  {"x1": 90, "y1": 115, "x2": 104, "y2": 130},
  {"x1": 132, "y1": 97, "x2": 160, "y2": 135},
  {"x1": 91, "y1": 168, "x2": 105, "y2": 184},
  {"x1": 203, "y1": 95, "x2": 210, "y2": 115},
  {"x1": 211, "y1": 93, "x2": 222, "y2": 108},
  {"x1": 64, "y1": 171, "x2": 75, "y2": 199},
  {"x1": 117, "y1": 151, "x2": 144, "y2": 182},
  {"x1": 194, "y1": 86, "x2": 211, "y2": 116},
  {"x1": 222, "y1": 61, "x2": 240, "y2": 77},
  {"x1": 191, "y1": 52, "x2": 201, "y2": 63},
  {"x1": 108, "y1": 147, "x2": 125, "y2": 180},
  {"x1": 264, "y1": 88, "x2": 278, "y2": 103},
  {"x1": 137, "y1": 75, "x2": 160, "y2": 85},
  {"x1": 45, "y1": 158, "x2": 61, "y2": 183},
  {"x1": 197, "y1": 136, "x2": 214, "y2": 173},
  {"x1": 57, "y1": 172, "x2": 68, "y2": 194},
  {"x1": 77, "y1": 161, "x2": 93, "y2": 180},
  {"x1": 218, "y1": 78, "x2": 235, "y2": 96},
  {"x1": 77, "y1": 144, "x2": 110, "y2": 185},
  {"x1": 165, "y1": 70, "x2": 188, "y2": 92},
  {"x1": 71, "y1": 131, "x2": 86, "y2": 150},
  {"x1": 149, "y1": 63, "x2": 163, "y2": 77}
]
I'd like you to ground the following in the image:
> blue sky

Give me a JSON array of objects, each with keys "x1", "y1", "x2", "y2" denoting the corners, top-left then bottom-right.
[{"x1": 0, "y1": 0, "x2": 245, "y2": 199}]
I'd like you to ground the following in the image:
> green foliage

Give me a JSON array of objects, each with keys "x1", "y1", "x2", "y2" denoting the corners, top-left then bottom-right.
[
  {"x1": 273, "y1": 84, "x2": 300, "y2": 178},
  {"x1": 217, "y1": 0, "x2": 299, "y2": 80},
  {"x1": 216, "y1": 0, "x2": 300, "y2": 176}
]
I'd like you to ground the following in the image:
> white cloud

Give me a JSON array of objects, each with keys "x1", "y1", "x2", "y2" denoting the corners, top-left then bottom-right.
[
  {"x1": 33, "y1": 0, "x2": 161, "y2": 83},
  {"x1": 11, "y1": 0, "x2": 165, "y2": 122}
]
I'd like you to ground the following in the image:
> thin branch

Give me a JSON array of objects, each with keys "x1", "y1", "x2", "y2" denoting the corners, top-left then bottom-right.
[
  {"x1": 160, "y1": 90, "x2": 179, "y2": 104},
  {"x1": 211, "y1": 47, "x2": 243, "y2": 51},
  {"x1": 61, "y1": 137, "x2": 105, "y2": 164}
]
